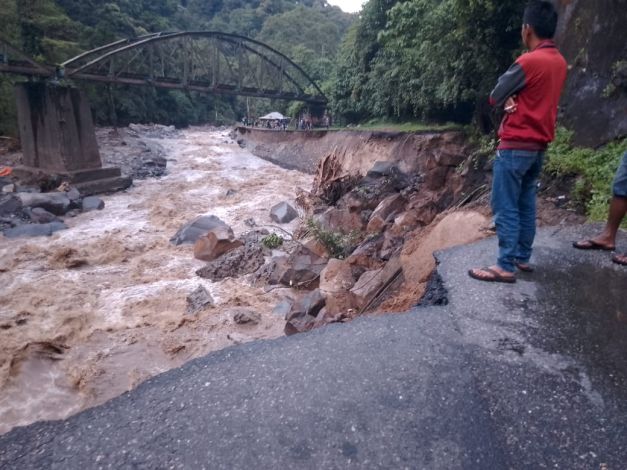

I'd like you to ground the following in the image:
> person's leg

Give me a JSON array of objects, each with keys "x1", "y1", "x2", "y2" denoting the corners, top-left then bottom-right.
[
  {"x1": 470, "y1": 150, "x2": 530, "y2": 281},
  {"x1": 515, "y1": 151, "x2": 544, "y2": 265},
  {"x1": 575, "y1": 151, "x2": 627, "y2": 249},
  {"x1": 590, "y1": 196, "x2": 627, "y2": 245}
]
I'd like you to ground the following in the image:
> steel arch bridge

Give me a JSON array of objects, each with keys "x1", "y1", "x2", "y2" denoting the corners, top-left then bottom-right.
[{"x1": 0, "y1": 32, "x2": 327, "y2": 105}]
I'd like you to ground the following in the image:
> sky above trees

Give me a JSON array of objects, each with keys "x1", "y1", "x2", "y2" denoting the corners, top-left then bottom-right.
[{"x1": 327, "y1": 0, "x2": 365, "y2": 13}]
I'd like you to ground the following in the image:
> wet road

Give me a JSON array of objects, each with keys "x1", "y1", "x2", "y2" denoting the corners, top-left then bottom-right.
[
  {"x1": 437, "y1": 224, "x2": 627, "y2": 468},
  {"x1": 0, "y1": 225, "x2": 625, "y2": 469}
]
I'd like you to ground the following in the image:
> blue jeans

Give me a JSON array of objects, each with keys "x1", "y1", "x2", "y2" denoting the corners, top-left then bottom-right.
[{"x1": 491, "y1": 149, "x2": 545, "y2": 273}]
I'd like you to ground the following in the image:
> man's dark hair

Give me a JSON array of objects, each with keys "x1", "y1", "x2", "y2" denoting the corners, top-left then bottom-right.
[{"x1": 523, "y1": 1, "x2": 559, "y2": 39}]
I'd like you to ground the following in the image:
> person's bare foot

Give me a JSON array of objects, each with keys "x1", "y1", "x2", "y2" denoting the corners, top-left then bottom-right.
[
  {"x1": 572, "y1": 236, "x2": 615, "y2": 251},
  {"x1": 468, "y1": 265, "x2": 516, "y2": 283}
]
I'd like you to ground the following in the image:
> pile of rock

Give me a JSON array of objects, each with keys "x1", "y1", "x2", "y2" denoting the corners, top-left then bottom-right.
[
  {"x1": 98, "y1": 126, "x2": 168, "y2": 180},
  {"x1": 177, "y1": 143, "x2": 487, "y2": 337},
  {"x1": 271, "y1": 151, "x2": 489, "y2": 335},
  {"x1": 172, "y1": 215, "x2": 276, "y2": 282},
  {"x1": 0, "y1": 180, "x2": 105, "y2": 238}
]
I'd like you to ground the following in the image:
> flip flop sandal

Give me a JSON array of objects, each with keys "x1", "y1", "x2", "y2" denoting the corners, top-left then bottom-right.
[
  {"x1": 611, "y1": 254, "x2": 627, "y2": 266},
  {"x1": 468, "y1": 267, "x2": 516, "y2": 284},
  {"x1": 572, "y1": 240, "x2": 615, "y2": 251},
  {"x1": 515, "y1": 262, "x2": 534, "y2": 273}
]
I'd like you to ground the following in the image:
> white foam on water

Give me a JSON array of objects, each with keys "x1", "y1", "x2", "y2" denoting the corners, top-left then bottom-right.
[{"x1": 0, "y1": 125, "x2": 312, "y2": 434}]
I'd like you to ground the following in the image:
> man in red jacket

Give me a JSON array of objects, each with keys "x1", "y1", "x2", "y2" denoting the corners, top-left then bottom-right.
[{"x1": 470, "y1": 0, "x2": 567, "y2": 283}]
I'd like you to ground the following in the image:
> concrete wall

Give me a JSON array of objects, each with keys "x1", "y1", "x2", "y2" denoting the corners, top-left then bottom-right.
[{"x1": 15, "y1": 82, "x2": 102, "y2": 172}]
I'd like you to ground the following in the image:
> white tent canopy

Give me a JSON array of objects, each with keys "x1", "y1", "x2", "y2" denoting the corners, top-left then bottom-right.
[{"x1": 258, "y1": 112, "x2": 288, "y2": 120}]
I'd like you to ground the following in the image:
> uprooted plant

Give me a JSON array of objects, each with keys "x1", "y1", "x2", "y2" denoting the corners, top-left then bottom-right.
[{"x1": 305, "y1": 218, "x2": 362, "y2": 259}]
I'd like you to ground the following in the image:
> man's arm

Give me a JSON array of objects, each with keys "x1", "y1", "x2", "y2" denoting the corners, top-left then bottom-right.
[{"x1": 489, "y1": 62, "x2": 526, "y2": 108}]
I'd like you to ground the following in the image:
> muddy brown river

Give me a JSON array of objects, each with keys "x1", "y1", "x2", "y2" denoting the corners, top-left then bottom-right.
[{"x1": 0, "y1": 126, "x2": 311, "y2": 434}]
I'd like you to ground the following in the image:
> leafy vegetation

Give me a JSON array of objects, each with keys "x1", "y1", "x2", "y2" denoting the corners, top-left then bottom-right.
[
  {"x1": 262, "y1": 233, "x2": 284, "y2": 249},
  {"x1": 350, "y1": 119, "x2": 463, "y2": 133},
  {"x1": 306, "y1": 218, "x2": 361, "y2": 259},
  {"x1": 545, "y1": 128, "x2": 627, "y2": 221},
  {"x1": 331, "y1": 0, "x2": 522, "y2": 125}
]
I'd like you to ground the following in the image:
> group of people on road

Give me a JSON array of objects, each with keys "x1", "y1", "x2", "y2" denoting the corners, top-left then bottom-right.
[
  {"x1": 469, "y1": 0, "x2": 626, "y2": 284},
  {"x1": 242, "y1": 114, "x2": 331, "y2": 131}
]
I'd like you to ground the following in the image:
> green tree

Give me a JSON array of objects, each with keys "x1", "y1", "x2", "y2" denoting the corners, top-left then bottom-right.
[{"x1": 332, "y1": 0, "x2": 521, "y2": 125}]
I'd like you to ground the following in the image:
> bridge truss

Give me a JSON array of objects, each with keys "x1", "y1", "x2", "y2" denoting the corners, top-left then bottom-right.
[{"x1": 0, "y1": 32, "x2": 327, "y2": 105}]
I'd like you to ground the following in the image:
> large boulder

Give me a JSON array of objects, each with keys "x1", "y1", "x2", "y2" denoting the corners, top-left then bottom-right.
[
  {"x1": 301, "y1": 236, "x2": 329, "y2": 259},
  {"x1": 366, "y1": 193, "x2": 406, "y2": 233},
  {"x1": 3, "y1": 221, "x2": 68, "y2": 239},
  {"x1": 17, "y1": 192, "x2": 71, "y2": 216},
  {"x1": 82, "y1": 196, "x2": 105, "y2": 212},
  {"x1": 272, "y1": 299, "x2": 294, "y2": 319},
  {"x1": 315, "y1": 207, "x2": 365, "y2": 233},
  {"x1": 319, "y1": 259, "x2": 355, "y2": 293},
  {"x1": 278, "y1": 246, "x2": 326, "y2": 289},
  {"x1": 255, "y1": 255, "x2": 290, "y2": 286},
  {"x1": 350, "y1": 270, "x2": 385, "y2": 309},
  {"x1": 170, "y1": 215, "x2": 228, "y2": 245},
  {"x1": 284, "y1": 289, "x2": 326, "y2": 336},
  {"x1": 324, "y1": 291, "x2": 359, "y2": 317},
  {"x1": 0, "y1": 194, "x2": 22, "y2": 217},
  {"x1": 65, "y1": 187, "x2": 81, "y2": 203},
  {"x1": 270, "y1": 201, "x2": 298, "y2": 224},
  {"x1": 286, "y1": 290, "x2": 326, "y2": 320},
  {"x1": 379, "y1": 232, "x2": 404, "y2": 261},
  {"x1": 28, "y1": 207, "x2": 59, "y2": 224},
  {"x1": 345, "y1": 235, "x2": 385, "y2": 270},
  {"x1": 193, "y1": 225, "x2": 243, "y2": 262},
  {"x1": 350, "y1": 257, "x2": 402, "y2": 309},
  {"x1": 392, "y1": 211, "x2": 421, "y2": 233},
  {"x1": 196, "y1": 237, "x2": 265, "y2": 281}
]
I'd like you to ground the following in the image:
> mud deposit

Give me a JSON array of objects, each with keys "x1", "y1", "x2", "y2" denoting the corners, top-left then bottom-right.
[{"x1": 0, "y1": 127, "x2": 311, "y2": 434}]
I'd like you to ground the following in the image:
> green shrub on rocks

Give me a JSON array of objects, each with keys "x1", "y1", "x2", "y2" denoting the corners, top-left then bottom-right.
[
  {"x1": 306, "y1": 219, "x2": 361, "y2": 259},
  {"x1": 262, "y1": 233, "x2": 284, "y2": 249},
  {"x1": 545, "y1": 127, "x2": 627, "y2": 222}
]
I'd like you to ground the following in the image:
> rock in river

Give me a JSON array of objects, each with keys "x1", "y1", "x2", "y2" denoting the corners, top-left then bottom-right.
[
  {"x1": 170, "y1": 215, "x2": 228, "y2": 246},
  {"x1": 3, "y1": 221, "x2": 68, "y2": 239},
  {"x1": 270, "y1": 201, "x2": 298, "y2": 224},
  {"x1": 186, "y1": 285, "x2": 214, "y2": 315},
  {"x1": 193, "y1": 225, "x2": 243, "y2": 262}
]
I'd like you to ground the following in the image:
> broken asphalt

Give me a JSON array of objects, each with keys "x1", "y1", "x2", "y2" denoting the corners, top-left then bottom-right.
[{"x1": 0, "y1": 225, "x2": 625, "y2": 469}]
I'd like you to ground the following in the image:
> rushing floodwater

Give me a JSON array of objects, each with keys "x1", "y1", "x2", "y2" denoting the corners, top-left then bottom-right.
[{"x1": 0, "y1": 126, "x2": 311, "y2": 434}]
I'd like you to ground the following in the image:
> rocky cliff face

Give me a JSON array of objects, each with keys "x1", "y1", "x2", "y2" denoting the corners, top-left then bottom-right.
[{"x1": 555, "y1": 0, "x2": 627, "y2": 147}]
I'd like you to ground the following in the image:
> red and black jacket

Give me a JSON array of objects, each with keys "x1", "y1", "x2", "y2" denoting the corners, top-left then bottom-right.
[{"x1": 490, "y1": 40, "x2": 568, "y2": 151}]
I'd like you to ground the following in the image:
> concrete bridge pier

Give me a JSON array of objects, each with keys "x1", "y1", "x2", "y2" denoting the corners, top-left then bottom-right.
[{"x1": 13, "y1": 82, "x2": 131, "y2": 195}]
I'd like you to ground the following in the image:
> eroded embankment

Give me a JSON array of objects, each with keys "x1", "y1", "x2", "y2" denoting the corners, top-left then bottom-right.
[
  {"x1": 234, "y1": 127, "x2": 487, "y2": 183},
  {"x1": 233, "y1": 127, "x2": 496, "y2": 333},
  {"x1": 236, "y1": 127, "x2": 584, "y2": 333}
]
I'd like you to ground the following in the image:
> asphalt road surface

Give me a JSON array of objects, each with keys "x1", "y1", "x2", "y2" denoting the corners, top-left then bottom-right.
[{"x1": 0, "y1": 225, "x2": 625, "y2": 469}]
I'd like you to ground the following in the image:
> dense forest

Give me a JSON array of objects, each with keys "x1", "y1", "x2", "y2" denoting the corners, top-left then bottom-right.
[
  {"x1": 0, "y1": 0, "x2": 530, "y2": 135},
  {"x1": 0, "y1": 0, "x2": 353, "y2": 133}
]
